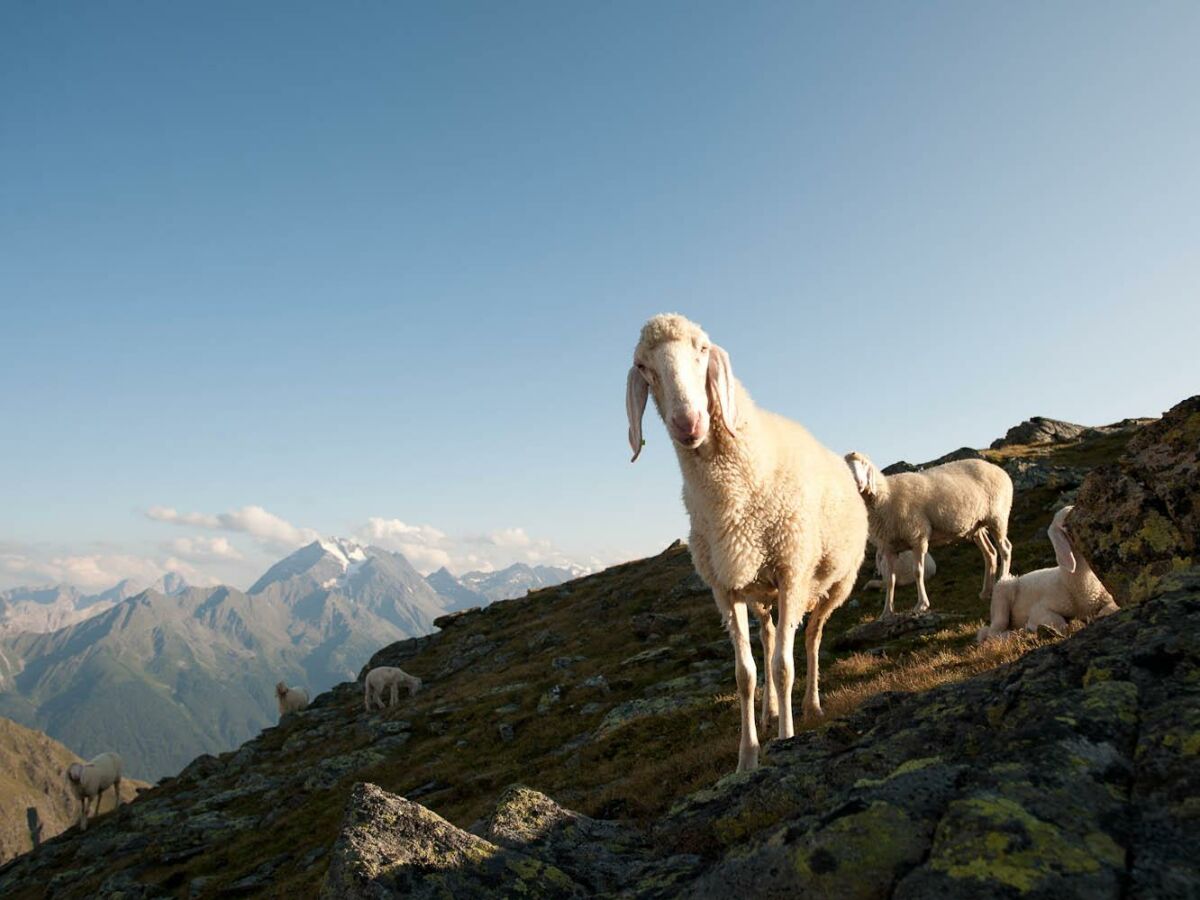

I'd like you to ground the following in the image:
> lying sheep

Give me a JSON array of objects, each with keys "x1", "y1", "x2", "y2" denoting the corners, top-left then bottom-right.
[
  {"x1": 864, "y1": 548, "x2": 937, "y2": 591},
  {"x1": 275, "y1": 681, "x2": 310, "y2": 719},
  {"x1": 845, "y1": 451, "x2": 1013, "y2": 619},
  {"x1": 628, "y1": 314, "x2": 867, "y2": 772},
  {"x1": 977, "y1": 505, "x2": 1118, "y2": 640},
  {"x1": 65, "y1": 752, "x2": 122, "y2": 832},
  {"x1": 364, "y1": 666, "x2": 421, "y2": 712}
]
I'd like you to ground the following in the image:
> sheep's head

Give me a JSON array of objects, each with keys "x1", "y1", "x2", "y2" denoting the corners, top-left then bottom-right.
[
  {"x1": 275, "y1": 681, "x2": 288, "y2": 698},
  {"x1": 845, "y1": 452, "x2": 881, "y2": 498},
  {"x1": 627, "y1": 314, "x2": 737, "y2": 462},
  {"x1": 1049, "y1": 505, "x2": 1077, "y2": 574},
  {"x1": 66, "y1": 763, "x2": 84, "y2": 784},
  {"x1": 409, "y1": 677, "x2": 422, "y2": 696}
]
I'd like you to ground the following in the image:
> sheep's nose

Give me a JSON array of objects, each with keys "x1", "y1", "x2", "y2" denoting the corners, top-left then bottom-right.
[{"x1": 672, "y1": 410, "x2": 702, "y2": 438}]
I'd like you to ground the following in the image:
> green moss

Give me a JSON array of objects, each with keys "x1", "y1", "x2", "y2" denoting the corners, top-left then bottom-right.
[
  {"x1": 1082, "y1": 666, "x2": 1112, "y2": 687},
  {"x1": 1081, "y1": 680, "x2": 1138, "y2": 726},
  {"x1": 787, "y1": 802, "x2": 927, "y2": 898},
  {"x1": 931, "y1": 795, "x2": 1117, "y2": 892}
]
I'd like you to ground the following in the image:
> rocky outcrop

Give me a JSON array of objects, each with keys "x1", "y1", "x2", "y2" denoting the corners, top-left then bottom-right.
[
  {"x1": 882, "y1": 447, "x2": 983, "y2": 476},
  {"x1": 1072, "y1": 396, "x2": 1199, "y2": 605},
  {"x1": 319, "y1": 575, "x2": 1200, "y2": 898},
  {"x1": 321, "y1": 783, "x2": 586, "y2": 899},
  {"x1": 991, "y1": 417, "x2": 1089, "y2": 448}
]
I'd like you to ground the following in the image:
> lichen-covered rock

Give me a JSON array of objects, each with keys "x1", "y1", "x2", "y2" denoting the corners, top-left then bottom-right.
[
  {"x1": 1073, "y1": 395, "x2": 1199, "y2": 605},
  {"x1": 1002, "y1": 459, "x2": 1089, "y2": 492},
  {"x1": 320, "y1": 783, "x2": 586, "y2": 899},
  {"x1": 478, "y1": 786, "x2": 671, "y2": 893}
]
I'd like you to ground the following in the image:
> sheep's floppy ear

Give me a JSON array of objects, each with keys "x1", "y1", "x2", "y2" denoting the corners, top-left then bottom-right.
[
  {"x1": 707, "y1": 345, "x2": 738, "y2": 436},
  {"x1": 1049, "y1": 513, "x2": 1077, "y2": 574},
  {"x1": 626, "y1": 366, "x2": 649, "y2": 462},
  {"x1": 846, "y1": 454, "x2": 877, "y2": 496}
]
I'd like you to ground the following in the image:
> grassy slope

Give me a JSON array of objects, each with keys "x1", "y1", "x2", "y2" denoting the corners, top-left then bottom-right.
[{"x1": 1, "y1": 427, "x2": 1140, "y2": 897}]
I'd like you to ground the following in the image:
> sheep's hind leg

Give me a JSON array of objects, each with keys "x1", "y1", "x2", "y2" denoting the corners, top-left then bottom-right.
[
  {"x1": 718, "y1": 589, "x2": 759, "y2": 772},
  {"x1": 803, "y1": 574, "x2": 855, "y2": 721},
  {"x1": 1026, "y1": 608, "x2": 1068, "y2": 637},
  {"x1": 974, "y1": 527, "x2": 999, "y2": 600},
  {"x1": 753, "y1": 602, "x2": 779, "y2": 734},
  {"x1": 911, "y1": 538, "x2": 931, "y2": 614},
  {"x1": 878, "y1": 551, "x2": 900, "y2": 621}
]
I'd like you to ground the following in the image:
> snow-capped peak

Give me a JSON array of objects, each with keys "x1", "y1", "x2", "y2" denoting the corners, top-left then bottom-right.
[{"x1": 318, "y1": 538, "x2": 368, "y2": 572}]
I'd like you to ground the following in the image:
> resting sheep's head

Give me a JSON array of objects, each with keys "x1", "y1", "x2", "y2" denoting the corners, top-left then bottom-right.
[
  {"x1": 844, "y1": 451, "x2": 881, "y2": 498},
  {"x1": 66, "y1": 763, "x2": 84, "y2": 784},
  {"x1": 627, "y1": 314, "x2": 737, "y2": 462},
  {"x1": 1049, "y1": 505, "x2": 1077, "y2": 574}
]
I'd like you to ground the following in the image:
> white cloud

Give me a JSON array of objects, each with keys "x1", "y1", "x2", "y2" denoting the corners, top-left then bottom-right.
[
  {"x1": 1, "y1": 551, "x2": 168, "y2": 592},
  {"x1": 146, "y1": 505, "x2": 318, "y2": 549},
  {"x1": 353, "y1": 518, "x2": 590, "y2": 576},
  {"x1": 164, "y1": 536, "x2": 243, "y2": 562}
]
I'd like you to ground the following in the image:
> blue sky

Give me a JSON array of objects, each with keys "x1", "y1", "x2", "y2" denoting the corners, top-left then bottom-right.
[{"x1": 2, "y1": 2, "x2": 1197, "y2": 590}]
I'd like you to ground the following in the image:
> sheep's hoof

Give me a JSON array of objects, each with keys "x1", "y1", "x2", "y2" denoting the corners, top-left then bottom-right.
[
  {"x1": 912, "y1": 602, "x2": 930, "y2": 615},
  {"x1": 802, "y1": 704, "x2": 824, "y2": 722},
  {"x1": 878, "y1": 610, "x2": 898, "y2": 622}
]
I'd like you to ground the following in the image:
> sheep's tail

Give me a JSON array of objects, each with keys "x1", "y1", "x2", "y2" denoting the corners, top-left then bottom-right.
[{"x1": 979, "y1": 574, "x2": 1019, "y2": 641}]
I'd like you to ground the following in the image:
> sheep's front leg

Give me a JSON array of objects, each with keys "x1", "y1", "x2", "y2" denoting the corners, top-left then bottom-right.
[
  {"x1": 771, "y1": 580, "x2": 800, "y2": 741},
  {"x1": 912, "y1": 539, "x2": 931, "y2": 614},
  {"x1": 879, "y1": 550, "x2": 900, "y2": 620},
  {"x1": 719, "y1": 590, "x2": 759, "y2": 772},
  {"x1": 753, "y1": 602, "x2": 778, "y2": 734},
  {"x1": 78, "y1": 797, "x2": 88, "y2": 832}
]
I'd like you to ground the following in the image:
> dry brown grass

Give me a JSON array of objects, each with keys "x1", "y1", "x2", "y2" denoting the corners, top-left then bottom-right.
[{"x1": 817, "y1": 624, "x2": 1051, "y2": 724}]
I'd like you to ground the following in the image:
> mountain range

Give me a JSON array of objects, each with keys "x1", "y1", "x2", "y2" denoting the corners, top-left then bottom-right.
[{"x1": 0, "y1": 540, "x2": 579, "y2": 780}]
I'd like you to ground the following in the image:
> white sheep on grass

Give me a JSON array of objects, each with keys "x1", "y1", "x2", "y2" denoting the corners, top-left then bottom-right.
[
  {"x1": 364, "y1": 666, "x2": 421, "y2": 712},
  {"x1": 977, "y1": 504, "x2": 1118, "y2": 640},
  {"x1": 628, "y1": 314, "x2": 868, "y2": 772},
  {"x1": 65, "y1": 751, "x2": 123, "y2": 832},
  {"x1": 845, "y1": 451, "x2": 1013, "y2": 620},
  {"x1": 275, "y1": 681, "x2": 310, "y2": 719}
]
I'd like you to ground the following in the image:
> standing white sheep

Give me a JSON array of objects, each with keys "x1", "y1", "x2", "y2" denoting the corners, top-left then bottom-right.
[
  {"x1": 64, "y1": 751, "x2": 123, "y2": 832},
  {"x1": 845, "y1": 451, "x2": 1013, "y2": 619},
  {"x1": 364, "y1": 666, "x2": 421, "y2": 712},
  {"x1": 627, "y1": 314, "x2": 867, "y2": 772},
  {"x1": 275, "y1": 681, "x2": 310, "y2": 719},
  {"x1": 977, "y1": 504, "x2": 1118, "y2": 640}
]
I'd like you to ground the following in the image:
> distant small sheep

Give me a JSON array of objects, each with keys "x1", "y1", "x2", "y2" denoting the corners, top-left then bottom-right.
[
  {"x1": 864, "y1": 548, "x2": 937, "y2": 591},
  {"x1": 275, "y1": 681, "x2": 310, "y2": 719},
  {"x1": 978, "y1": 505, "x2": 1119, "y2": 640},
  {"x1": 364, "y1": 666, "x2": 421, "y2": 712},
  {"x1": 65, "y1": 751, "x2": 123, "y2": 832}
]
